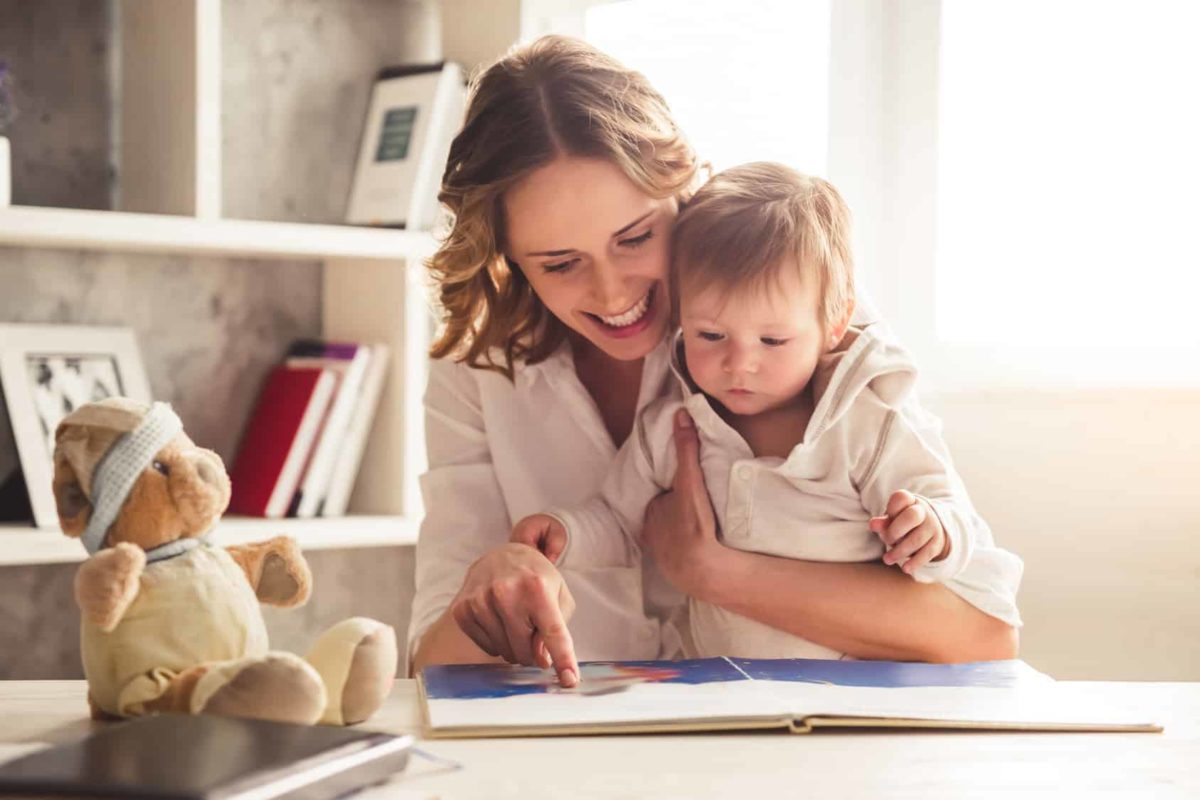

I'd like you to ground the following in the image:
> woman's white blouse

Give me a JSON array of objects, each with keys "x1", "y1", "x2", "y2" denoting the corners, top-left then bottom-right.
[{"x1": 408, "y1": 337, "x2": 686, "y2": 669}]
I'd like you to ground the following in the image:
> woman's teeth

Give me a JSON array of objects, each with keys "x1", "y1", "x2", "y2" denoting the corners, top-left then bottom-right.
[{"x1": 596, "y1": 289, "x2": 652, "y2": 328}]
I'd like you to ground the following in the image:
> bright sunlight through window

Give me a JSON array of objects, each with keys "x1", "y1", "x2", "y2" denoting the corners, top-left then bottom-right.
[
  {"x1": 936, "y1": 0, "x2": 1200, "y2": 349},
  {"x1": 586, "y1": 0, "x2": 830, "y2": 175}
]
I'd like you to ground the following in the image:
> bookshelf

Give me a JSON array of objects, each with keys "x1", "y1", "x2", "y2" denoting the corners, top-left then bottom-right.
[
  {"x1": 0, "y1": 517, "x2": 421, "y2": 567},
  {"x1": 0, "y1": 205, "x2": 437, "y2": 262},
  {"x1": 0, "y1": 0, "x2": 436, "y2": 565}
]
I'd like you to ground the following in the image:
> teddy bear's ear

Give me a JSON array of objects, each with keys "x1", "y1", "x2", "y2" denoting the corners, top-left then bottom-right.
[{"x1": 52, "y1": 429, "x2": 94, "y2": 539}]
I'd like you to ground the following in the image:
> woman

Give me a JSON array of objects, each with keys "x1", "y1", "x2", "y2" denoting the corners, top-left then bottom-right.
[{"x1": 410, "y1": 36, "x2": 1018, "y2": 686}]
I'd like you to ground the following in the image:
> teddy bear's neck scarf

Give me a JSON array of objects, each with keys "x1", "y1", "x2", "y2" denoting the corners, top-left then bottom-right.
[{"x1": 81, "y1": 402, "x2": 209, "y2": 562}]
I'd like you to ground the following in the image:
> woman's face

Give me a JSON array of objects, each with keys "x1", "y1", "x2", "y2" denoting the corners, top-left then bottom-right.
[{"x1": 504, "y1": 156, "x2": 676, "y2": 362}]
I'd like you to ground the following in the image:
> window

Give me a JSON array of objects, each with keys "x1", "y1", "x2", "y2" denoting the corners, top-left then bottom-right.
[
  {"x1": 566, "y1": 0, "x2": 1200, "y2": 387},
  {"x1": 585, "y1": 0, "x2": 831, "y2": 175},
  {"x1": 934, "y1": 0, "x2": 1200, "y2": 378}
]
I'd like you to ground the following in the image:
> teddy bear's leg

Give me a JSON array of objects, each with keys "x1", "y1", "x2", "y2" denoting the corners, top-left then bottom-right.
[
  {"x1": 189, "y1": 653, "x2": 327, "y2": 725},
  {"x1": 305, "y1": 618, "x2": 398, "y2": 725},
  {"x1": 88, "y1": 691, "x2": 123, "y2": 721},
  {"x1": 125, "y1": 665, "x2": 211, "y2": 715}
]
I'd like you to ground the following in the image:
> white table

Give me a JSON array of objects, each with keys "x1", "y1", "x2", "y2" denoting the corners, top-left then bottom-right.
[{"x1": 2, "y1": 680, "x2": 1198, "y2": 798}]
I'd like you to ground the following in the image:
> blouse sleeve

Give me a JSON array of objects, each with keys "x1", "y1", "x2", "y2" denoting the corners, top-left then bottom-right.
[
  {"x1": 858, "y1": 395, "x2": 1024, "y2": 627},
  {"x1": 547, "y1": 397, "x2": 680, "y2": 569},
  {"x1": 406, "y1": 357, "x2": 512, "y2": 668}
]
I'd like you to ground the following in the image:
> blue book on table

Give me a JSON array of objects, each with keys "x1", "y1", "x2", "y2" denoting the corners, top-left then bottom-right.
[{"x1": 418, "y1": 658, "x2": 1161, "y2": 738}]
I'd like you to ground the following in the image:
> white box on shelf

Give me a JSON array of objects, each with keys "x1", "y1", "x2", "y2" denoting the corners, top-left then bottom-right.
[{"x1": 345, "y1": 62, "x2": 466, "y2": 231}]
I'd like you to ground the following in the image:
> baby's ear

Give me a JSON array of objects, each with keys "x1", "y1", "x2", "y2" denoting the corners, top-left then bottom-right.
[
  {"x1": 826, "y1": 296, "x2": 857, "y2": 350},
  {"x1": 52, "y1": 427, "x2": 94, "y2": 539}
]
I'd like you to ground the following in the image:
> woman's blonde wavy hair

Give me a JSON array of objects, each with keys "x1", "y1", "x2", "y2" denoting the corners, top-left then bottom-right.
[{"x1": 428, "y1": 35, "x2": 702, "y2": 379}]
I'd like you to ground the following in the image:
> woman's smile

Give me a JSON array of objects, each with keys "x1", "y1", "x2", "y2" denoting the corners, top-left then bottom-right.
[{"x1": 583, "y1": 284, "x2": 659, "y2": 339}]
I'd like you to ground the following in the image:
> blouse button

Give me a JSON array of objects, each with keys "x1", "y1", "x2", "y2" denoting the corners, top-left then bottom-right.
[{"x1": 735, "y1": 464, "x2": 753, "y2": 481}]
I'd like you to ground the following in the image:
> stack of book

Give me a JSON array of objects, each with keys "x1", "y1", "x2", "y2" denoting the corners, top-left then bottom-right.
[{"x1": 227, "y1": 340, "x2": 389, "y2": 519}]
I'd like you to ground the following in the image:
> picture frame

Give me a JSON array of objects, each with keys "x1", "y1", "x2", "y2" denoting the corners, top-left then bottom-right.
[
  {"x1": 0, "y1": 324, "x2": 152, "y2": 529},
  {"x1": 344, "y1": 62, "x2": 466, "y2": 230}
]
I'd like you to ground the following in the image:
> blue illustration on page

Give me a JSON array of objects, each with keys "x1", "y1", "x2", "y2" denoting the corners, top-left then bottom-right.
[
  {"x1": 729, "y1": 658, "x2": 1044, "y2": 688},
  {"x1": 421, "y1": 657, "x2": 1041, "y2": 701}
]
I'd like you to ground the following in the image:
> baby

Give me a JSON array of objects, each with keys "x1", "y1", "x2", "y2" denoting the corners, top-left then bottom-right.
[{"x1": 512, "y1": 162, "x2": 1022, "y2": 659}]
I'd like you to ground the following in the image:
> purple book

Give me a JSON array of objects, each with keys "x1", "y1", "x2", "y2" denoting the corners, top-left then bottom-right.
[{"x1": 287, "y1": 340, "x2": 362, "y2": 360}]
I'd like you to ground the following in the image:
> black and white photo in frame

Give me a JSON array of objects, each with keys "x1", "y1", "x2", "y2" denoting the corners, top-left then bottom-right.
[{"x1": 0, "y1": 324, "x2": 152, "y2": 528}]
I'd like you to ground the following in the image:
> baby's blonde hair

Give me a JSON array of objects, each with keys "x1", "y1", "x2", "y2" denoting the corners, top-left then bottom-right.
[
  {"x1": 671, "y1": 162, "x2": 855, "y2": 333},
  {"x1": 429, "y1": 35, "x2": 702, "y2": 378}
]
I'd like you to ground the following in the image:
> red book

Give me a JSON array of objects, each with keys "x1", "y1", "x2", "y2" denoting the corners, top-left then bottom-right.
[{"x1": 228, "y1": 366, "x2": 337, "y2": 518}]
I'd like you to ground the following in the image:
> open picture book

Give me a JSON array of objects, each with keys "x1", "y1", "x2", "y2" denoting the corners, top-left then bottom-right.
[{"x1": 418, "y1": 657, "x2": 1162, "y2": 739}]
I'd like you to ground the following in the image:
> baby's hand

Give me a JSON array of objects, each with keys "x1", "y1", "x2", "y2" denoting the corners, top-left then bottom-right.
[
  {"x1": 868, "y1": 490, "x2": 948, "y2": 577},
  {"x1": 510, "y1": 514, "x2": 568, "y2": 564}
]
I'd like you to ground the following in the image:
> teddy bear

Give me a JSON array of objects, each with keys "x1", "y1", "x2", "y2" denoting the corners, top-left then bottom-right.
[{"x1": 52, "y1": 396, "x2": 398, "y2": 726}]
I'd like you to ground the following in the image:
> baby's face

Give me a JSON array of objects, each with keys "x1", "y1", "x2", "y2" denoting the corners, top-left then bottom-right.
[{"x1": 680, "y1": 260, "x2": 829, "y2": 417}]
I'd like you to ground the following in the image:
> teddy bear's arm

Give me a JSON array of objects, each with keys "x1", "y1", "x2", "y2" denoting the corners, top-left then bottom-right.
[
  {"x1": 225, "y1": 536, "x2": 312, "y2": 608},
  {"x1": 75, "y1": 542, "x2": 146, "y2": 632}
]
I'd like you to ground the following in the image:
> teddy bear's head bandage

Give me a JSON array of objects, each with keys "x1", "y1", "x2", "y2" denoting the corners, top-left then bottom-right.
[{"x1": 80, "y1": 402, "x2": 205, "y2": 561}]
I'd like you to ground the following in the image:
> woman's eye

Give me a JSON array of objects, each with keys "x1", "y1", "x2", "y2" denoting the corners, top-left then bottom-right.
[
  {"x1": 761, "y1": 337, "x2": 790, "y2": 347},
  {"x1": 542, "y1": 259, "x2": 578, "y2": 274},
  {"x1": 152, "y1": 460, "x2": 170, "y2": 476},
  {"x1": 697, "y1": 331, "x2": 723, "y2": 342},
  {"x1": 618, "y1": 230, "x2": 654, "y2": 248}
]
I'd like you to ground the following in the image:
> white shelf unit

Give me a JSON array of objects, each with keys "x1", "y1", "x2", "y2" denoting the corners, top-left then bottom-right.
[
  {"x1": 0, "y1": 205, "x2": 437, "y2": 262},
  {"x1": 0, "y1": 0, "x2": 435, "y2": 565},
  {"x1": 0, "y1": 516, "x2": 421, "y2": 567}
]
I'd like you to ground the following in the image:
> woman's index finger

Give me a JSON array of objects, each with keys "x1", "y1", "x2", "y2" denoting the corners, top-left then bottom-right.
[{"x1": 529, "y1": 598, "x2": 579, "y2": 687}]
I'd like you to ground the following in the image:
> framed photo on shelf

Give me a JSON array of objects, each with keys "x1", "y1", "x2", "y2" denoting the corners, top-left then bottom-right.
[
  {"x1": 345, "y1": 62, "x2": 466, "y2": 231},
  {"x1": 0, "y1": 324, "x2": 152, "y2": 529}
]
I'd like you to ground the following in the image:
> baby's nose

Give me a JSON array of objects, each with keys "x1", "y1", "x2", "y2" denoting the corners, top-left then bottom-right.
[{"x1": 725, "y1": 349, "x2": 757, "y2": 373}]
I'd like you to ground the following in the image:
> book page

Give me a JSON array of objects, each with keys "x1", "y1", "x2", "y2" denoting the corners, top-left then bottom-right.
[
  {"x1": 421, "y1": 657, "x2": 1160, "y2": 734},
  {"x1": 423, "y1": 659, "x2": 783, "y2": 732},
  {"x1": 731, "y1": 656, "x2": 1054, "y2": 688},
  {"x1": 774, "y1": 681, "x2": 1159, "y2": 729},
  {"x1": 735, "y1": 658, "x2": 1155, "y2": 729}
]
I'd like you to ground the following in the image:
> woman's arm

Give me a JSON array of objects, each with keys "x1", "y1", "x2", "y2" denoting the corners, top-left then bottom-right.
[
  {"x1": 695, "y1": 550, "x2": 1017, "y2": 663},
  {"x1": 641, "y1": 410, "x2": 1018, "y2": 663},
  {"x1": 410, "y1": 360, "x2": 582, "y2": 685},
  {"x1": 412, "y1": 609, "x2": 502, "y2": 670},
  {"x1": 413, "y1": 542, "x2": 580, "y2": 683},
  {"x1": 407, "y1": 359, "x2": 508, "y2": 670}
]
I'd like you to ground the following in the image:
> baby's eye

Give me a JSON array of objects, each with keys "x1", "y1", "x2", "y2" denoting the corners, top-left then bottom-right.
[
  {"x1": 618, "y1": 229, "x2": 654, "y2": 248},
  {"x1": 697, "y1": 331, "x2": 724, "y2": 342},
  {"x1": 761, "y1": 337, "x2": 790, "y2": 347},
  {"x1": 542, "y1": 258, "x2": 578, "y2": 274}
]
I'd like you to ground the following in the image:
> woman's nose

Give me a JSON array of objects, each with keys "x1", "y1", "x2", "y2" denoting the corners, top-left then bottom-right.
[{"x1": 591, "y1": 261, "x2": 627, "y2": 310}]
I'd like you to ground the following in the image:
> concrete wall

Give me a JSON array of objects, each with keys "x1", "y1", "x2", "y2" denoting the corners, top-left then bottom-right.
[
  {"x1": 0, "y1": 0, "x2": 114, "y2": 210},
  {"x1": 221, "y1": 0, "x2": 439, "y2": 223}
]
